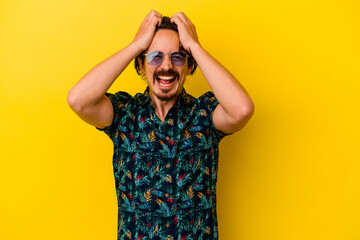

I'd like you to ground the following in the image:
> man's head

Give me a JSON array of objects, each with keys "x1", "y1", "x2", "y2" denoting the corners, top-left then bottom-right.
[{"x1": 135, "y1": 16, "x2": 197, "y2": 102}]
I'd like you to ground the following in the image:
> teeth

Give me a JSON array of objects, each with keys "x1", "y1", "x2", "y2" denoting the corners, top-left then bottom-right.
[
  {"x1": 158, "y1": 76, "x2": 175, "y2": 80},
  {"x1": 159, "y1": 82, "x2": 172, "y2": 86}
]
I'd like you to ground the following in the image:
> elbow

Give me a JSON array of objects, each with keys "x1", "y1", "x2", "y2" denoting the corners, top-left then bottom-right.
[
  {"x1": 235, "y1": 101, "x2": 254, "y2": 122},
  {"x1": 234, "y1": 104, "x2": 254, "y2": 131},
  {"x1": 67, "y1": 89, "x2": 83, "y2": 113},
  {"x1": 244, "y1": 101, "x2": 255, "y2": 118}
]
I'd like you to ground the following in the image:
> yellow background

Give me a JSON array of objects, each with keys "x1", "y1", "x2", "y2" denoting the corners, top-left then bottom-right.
[{"x1": 1, "y1": 0, "x2": 359, "y2": 239}]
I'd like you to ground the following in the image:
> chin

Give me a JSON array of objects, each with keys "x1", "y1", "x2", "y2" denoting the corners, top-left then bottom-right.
[
  {"x1": 150, "y1": 80, "x2": 183, "y2": 102},
  {"x1": 154, "y1": 89, "x2": 178, "y2": 102}
]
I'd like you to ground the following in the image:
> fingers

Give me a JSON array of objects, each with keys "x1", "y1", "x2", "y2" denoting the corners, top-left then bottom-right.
[
  {"x1": 171, "y1": 12, "x2": 197, "y2": 35},
  {"x1": 170, "y1": 12, "x2": 199, "y2": 53},
  {"x1": 144, "y1": 10, "x2": 162, "y2": 27},
  {"x1": 171, "y1": 12, "x2": 194, "y2": 27},
  {"x1": 146, "y1": 10, "x2": 162, "y2": 19},
  {"x1": 132, "y1": 10, "x2": 162, "y2": 50},
  {"x1": 170, "y1": 15, "x2": 184, "y2": 25},
  {"x1": 151, "y1": 10, "x2": 162, "y2": 26}
]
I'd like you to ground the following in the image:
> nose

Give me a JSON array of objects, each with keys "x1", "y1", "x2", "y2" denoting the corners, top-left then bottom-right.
[{"x1": 160, "y1": 53, "x2": 173, "y2": 70}]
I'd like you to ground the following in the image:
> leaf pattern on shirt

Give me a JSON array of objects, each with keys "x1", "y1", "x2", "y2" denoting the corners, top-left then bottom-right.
[{"x1": 96, "y1": 87, "x2": 232, "y2": 240}]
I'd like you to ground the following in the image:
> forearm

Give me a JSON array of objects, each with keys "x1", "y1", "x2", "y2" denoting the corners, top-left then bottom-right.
[
  {"x1": 191, "y1": 44, "x2": 254, "y2": 117},
  {"x1": 67, "y1": 43, "x2": 141, "y2": 110}
]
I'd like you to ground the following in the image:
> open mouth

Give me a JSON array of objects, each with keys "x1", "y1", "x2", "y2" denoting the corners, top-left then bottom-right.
[{"x1": 155, "y1": 75, "x2": 177, "y2": 87}]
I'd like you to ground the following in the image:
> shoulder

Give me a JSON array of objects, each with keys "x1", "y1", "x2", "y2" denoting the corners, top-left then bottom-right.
[
  {"x1": 197, "y1": 91, "x2": 234, "y2": 139},
  {"x1": 105, "y1": 91, "x2": 133, "y2": 105},
  {"x1": 197, "y1": 91, "x2": 218, "y2": 111},
  {"x1": 198, "y1": 91, "x2": 215, "y2": 100}
]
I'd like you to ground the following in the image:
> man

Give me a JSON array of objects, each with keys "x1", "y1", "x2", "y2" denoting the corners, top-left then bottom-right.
[{"x1": 68, "y1": 10, "x2": 254, "y2": 240}]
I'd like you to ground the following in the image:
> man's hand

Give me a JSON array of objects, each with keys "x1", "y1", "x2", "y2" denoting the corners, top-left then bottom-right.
[
  {"x1": 68, "y1": 11, "x2": 163, "y2": 129},
  {"x1": 132, "y1": 10, "x2": 162, "y2": 51},
  {"x1": 170, "y1": 12, "x2": 254, "y2": 134},
  {"x1": 171, "y1": 12, "x2": 200, "y2": 54}
]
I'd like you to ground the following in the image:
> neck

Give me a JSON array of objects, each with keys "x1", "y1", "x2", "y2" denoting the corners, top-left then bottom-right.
[{"x1": 149, "y1": 91, "x2": 181, "y2": 123}]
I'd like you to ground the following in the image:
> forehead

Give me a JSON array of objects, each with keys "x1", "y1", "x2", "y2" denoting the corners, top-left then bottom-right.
[{"x1": 147, "y1": 29, "x2": 181, "y2": 52}]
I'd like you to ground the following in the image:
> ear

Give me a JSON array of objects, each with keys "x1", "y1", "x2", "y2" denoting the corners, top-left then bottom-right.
[
  {"x1": 187, "y1": 67, "x2": 192, "y2": 75},
  {"x1": 138, "y1": 57, "x2": 146, "y2": 75},
  {"x1": 186, "y1": 60, "x2": 192, "y2": 75}
]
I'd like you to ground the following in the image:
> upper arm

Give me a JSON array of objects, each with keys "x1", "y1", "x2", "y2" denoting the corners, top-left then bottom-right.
[
  {"x1": 212, "y1": 104, "x2": 254, "y2": 134},
  {"x1": 68, "y1": 94, "x2": 114, "y2": 129}
]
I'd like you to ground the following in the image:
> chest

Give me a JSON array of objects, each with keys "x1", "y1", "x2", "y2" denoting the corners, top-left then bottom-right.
[
  {"x1": 114, "y1": 108, "x2": 214, "y2": 155},
  {"x1": 111, "y1": 106, "x2": 219, "y2": 195}
]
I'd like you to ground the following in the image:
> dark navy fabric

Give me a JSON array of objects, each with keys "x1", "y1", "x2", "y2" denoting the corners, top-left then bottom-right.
[{"x1": 96, "y1": 87, "x2": 232, "y2": 240}]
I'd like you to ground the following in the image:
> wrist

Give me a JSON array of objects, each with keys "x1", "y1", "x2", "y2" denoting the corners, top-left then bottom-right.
[
  {"x1": 128, "y1": 41, "x2": 146, "y2": 54},
  {"x1": 188, "y1": 42, "x2": 203, "y2": 56}
]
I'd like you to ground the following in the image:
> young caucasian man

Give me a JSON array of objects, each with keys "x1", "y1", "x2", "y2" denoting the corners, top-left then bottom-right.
[{"x1": 67, "y1": 10, "x2": 254, "y2": 240}]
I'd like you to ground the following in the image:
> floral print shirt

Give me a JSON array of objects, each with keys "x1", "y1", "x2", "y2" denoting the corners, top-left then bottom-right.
[{"x1": 96, "y1": 86, "x2": 232, "y2": 240}]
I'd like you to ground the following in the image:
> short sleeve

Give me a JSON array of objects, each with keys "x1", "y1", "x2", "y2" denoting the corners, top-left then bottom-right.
[
  {"x1": 200, "y1": 91, "x2": 233, "y2": 142},
  {"x1": 95, "y1": 91, "x2": 132, "y2": 140}
]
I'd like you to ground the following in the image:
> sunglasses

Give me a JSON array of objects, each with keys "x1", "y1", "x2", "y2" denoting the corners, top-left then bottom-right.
[{"x1": 143, "y1": 51, "x2": 190, "y2": 66}]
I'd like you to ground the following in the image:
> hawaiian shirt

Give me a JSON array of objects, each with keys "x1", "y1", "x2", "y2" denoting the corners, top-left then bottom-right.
[{"x1": 96, "y1": 86, "x2": 232, "y2": 240}]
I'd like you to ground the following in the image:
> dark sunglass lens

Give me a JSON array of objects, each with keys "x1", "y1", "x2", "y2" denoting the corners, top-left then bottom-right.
[
  {"x1": 147, "y1": 51, "x2": 163, "y2": 65},
  {"x1": 171, "y1": 52, "x2": 187, "y2": 66}
]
